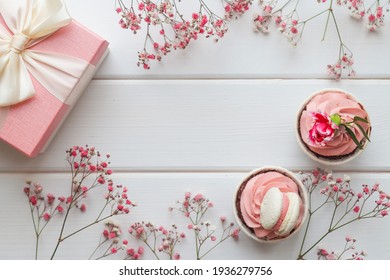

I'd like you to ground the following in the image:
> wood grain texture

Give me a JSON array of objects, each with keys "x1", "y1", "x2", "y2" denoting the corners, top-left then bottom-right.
[
  {"x1": 63, "y1": 0, "x2": 390, "y2": 79},
  {"x1": 0, "y1": 172, "x2": 388, "y2": 260},
  {"x1": 0, "y1": 80, "x2": 389, "y2": 172}
]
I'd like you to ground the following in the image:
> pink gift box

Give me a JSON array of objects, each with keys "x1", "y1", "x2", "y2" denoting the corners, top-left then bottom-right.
[{"x1": 0, "y1": 17, "x2": 109, "y2": 158}]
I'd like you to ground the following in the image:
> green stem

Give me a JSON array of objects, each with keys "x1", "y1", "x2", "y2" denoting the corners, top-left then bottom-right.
[
  {"x1": 297, "y1": 187, "x2": 313, "y2": 259},
  {"x1": 89, "y1": 237, "x2": 107, "y2": 260},
  {"x1": 60, "y1": 214, "x2": 117, "y2": 242},
  {"x1": 199, "y1": 226, "x2": 232, "y2": 260},
  {"x1": 50, "y1": 203, "x2": 72, "y2": 259},
  {"x1": 144, "y1": 239, "x2": 160, "y2": 260},
  {"x1": 300, "y1": 228, "x2": 333, "y2": 258}
]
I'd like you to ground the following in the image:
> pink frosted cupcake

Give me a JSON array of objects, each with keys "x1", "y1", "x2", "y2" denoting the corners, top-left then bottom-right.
[
  {"x1": 297, "y1": 89, "x2": 371, "y2": 165},
  {"x1": 234, "y1": 167, "x2": 308, "y2": 243}
]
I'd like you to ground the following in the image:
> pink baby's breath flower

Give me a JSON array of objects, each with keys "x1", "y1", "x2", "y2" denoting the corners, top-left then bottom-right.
[
  {"x1": 231, "y1": 228, "x2": 240, "y2": 240},
  {"x1": 173, "y1": 252, "x2": 181, "y2": 260},
  {"x1": 193, "y1": 193, "x2": 204, "y2": 202},
  {"x1": 318, "y1": 248, "x2": 329, "y2": 256},
  {"x1": 111, "y1": 247, "x2": 118, "y2": 254},
  {"x1": 353, "y1": 206, "x2": 360, "y2": 213},
  {"x1": 43, "y1": 212, "x2": 51, "y2": 221},
  {"x1": 98, "y1": 176, "x2": 106, "y2": 185},
  {"x1": 47, "y1": 193, "x2": 55, "y2": 205},
  {"x1": 29, "y1": 196, "x2": 37, "y2": 206},
  {"x1": 80, "y1": 204, "x2": 86, "y2": 212},
  {"x1": 56, "y1": 205, "x2": 64, "y2": 213},
  {"x1": 133, "y1": 253, "x2": 140, "y2": 259}
]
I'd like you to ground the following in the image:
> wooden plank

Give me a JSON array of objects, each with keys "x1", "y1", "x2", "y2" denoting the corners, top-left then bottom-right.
[
  {"x1": 0, "y1": 80, "x2": 389, "y2": 172},
  {"x1": 0, "y1": 172, "x2": 389, "y2": 259},
  {"x1": 63, "y1": 0, "x2": 390, "y2": 78}
]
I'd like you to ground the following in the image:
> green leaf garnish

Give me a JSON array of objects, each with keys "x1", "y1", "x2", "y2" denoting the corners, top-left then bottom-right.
[
  {"x1": 355, "y1": 122, "x2": 371, "y2": 142},
  {"x1": 343, "y1": 125, "x2": 364, "y2": 149},
  {"x1": 353, "y1": 116, "x2": 369, "y2": 124},
  {"x1": 330, "y1": 114, "x2": 341, "y2": 126}
]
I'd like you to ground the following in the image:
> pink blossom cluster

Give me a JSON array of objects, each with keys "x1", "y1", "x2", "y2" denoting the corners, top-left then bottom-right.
[
  {"x1": 224, "y1": 0, "x2": 252, "y2": 20},
  {"x1": 366, "y1": 5, "x2": 386, "y2": 30},
  {"x1": 66, "y1": 145, "x2": 136, "y2": 215},
  {"x1": 336, "y1": 0, "x2": 366, "y2": 18},
  {"x1": 172, "y1": 192, "x2": 240, "y2": 259},
  {"x1": 128, "y1": 222, "x2": 185, "y2": 260},
  {"x1": 125, "y1": 192, "x2": 239, "y2": 260},
  {"x1": 91, "y1": 220, "x2": 144, "y2": 260},
  {"x1": 116, "y1": 0, "x2": 251, "y2": 69},
  {"x1": 327, "y1": 51, "x2": 355, "y2": 80},
  {"x1": 24, "y1": 182, "x2": 66, "y2": 223},
  {"x1": 104, "y1": 184, "x2": 136, "y2": 215},
  {"x1": 254, "y1": 1, "x2": 304, "y2": 46},
  {"x1": 318, "y1": 176, "x2": 389, "y2": 218},
  {"x1": 317, "y1": 236, "x2": 367, "y2": 260}
]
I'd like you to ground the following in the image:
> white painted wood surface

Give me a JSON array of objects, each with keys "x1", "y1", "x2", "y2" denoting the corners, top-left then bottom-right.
[
  {"x1": 0, "y1": 0, "x2": 389, "y2": 260},
  {"x1": 0, "y1": 173, "x2": 389, "y2": 260}
]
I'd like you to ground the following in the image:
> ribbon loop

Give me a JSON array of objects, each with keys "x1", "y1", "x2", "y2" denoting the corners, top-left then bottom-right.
[
  {"x1": 0, "y1": 0, "x2": 88, "y2": 107},
  {"x1": 9, "y1": 33, "x2": 29, "y2": 53}
]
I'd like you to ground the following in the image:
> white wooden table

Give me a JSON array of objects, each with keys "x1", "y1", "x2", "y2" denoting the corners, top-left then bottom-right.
[{"x1": 0, "y1": 0, "x2": 389, "y2": 260}]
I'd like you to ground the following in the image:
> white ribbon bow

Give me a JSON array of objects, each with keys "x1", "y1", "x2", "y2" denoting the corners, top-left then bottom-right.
[{"x1": 0, "y1": 0, "x2": 89, "y2": 107}]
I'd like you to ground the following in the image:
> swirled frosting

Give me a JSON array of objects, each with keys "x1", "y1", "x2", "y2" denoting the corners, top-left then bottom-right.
[
  {"x1": 239, "y1": 171, "x2": 305, "y2": 240},
  {"x1": 299, "y1": 91, "x2": 370, "y2": 157}
]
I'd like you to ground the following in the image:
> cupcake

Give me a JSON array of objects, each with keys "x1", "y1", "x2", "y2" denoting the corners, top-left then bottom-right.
[
  {"x1": 297, "y1": 89, "x2": 371, "y2": 165},
  {"x1": 234, "y1": 167, "x2": 308, "y2": 243}
]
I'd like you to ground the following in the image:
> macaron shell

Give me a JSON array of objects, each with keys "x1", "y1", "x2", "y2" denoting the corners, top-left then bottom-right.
[
  {"x1": 276, "y1": 192, "x2": 301, "y2": 236},
  {"x1": 273, "y1": 193, "x2": 290, "y2": 231},
  {"x1": 259, "y1": 187, "x2": 283, "y2": 230}
]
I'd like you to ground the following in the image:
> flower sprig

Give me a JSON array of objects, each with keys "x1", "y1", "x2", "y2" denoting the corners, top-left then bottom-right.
[
  {"x1": 89, "y1": 220, "x2": 145, "y2": 260},
  {"x1": 115, "y1": 0, "x2": 390, "y2": 78},
  {"x1": 127, "y1": 222, "x2": 185, "y2": 260},
  {"x1": 254, "y1": 0, "x2": 390, "y2": 79},
  {"x1": 317, "y1": 236, "x2": 367, "y2": 260},
  {"x1": 124, "y1": 192, "x2": 240, "y2": 260},
  {"x1": 170, "y1": 192, "x2": 240, "y2": 260},
  {"x1": 115, "y1": 0, "x2": 251, "y2": 69},
  {"x1": 309, "y1": 112, "x2": 370, "y2": 149},
  {"x1": 24, "y1": 145, "x2": 136, "y2": 259},
  {"x1": 298, "y1": 168, "x2": 389, "y2": 260}
]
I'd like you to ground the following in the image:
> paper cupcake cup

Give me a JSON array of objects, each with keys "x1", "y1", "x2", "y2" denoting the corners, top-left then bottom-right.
[
  {"x1": 233, "y1": 166, "x2": 308, "y2": 243},
  {"x1": 296, "y1": 89, "x2": 372, "y2": 166}
]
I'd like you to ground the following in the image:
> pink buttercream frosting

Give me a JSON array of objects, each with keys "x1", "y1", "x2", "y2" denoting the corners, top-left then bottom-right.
[
  {"x1": 239, "y1": 171, "x2": 305, "y2": 240},
  {"x1": 299, "y1": 91, "x2": 370, "y2": 157}
]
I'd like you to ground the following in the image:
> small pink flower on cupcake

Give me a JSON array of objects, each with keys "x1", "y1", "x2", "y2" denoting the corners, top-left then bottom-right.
[
  {"x1": 308, "y1": 112, "x2": 338, "y2": 146},
  {"x1": 308, "y1": 111, "x2": 370, "y2": 150}
]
